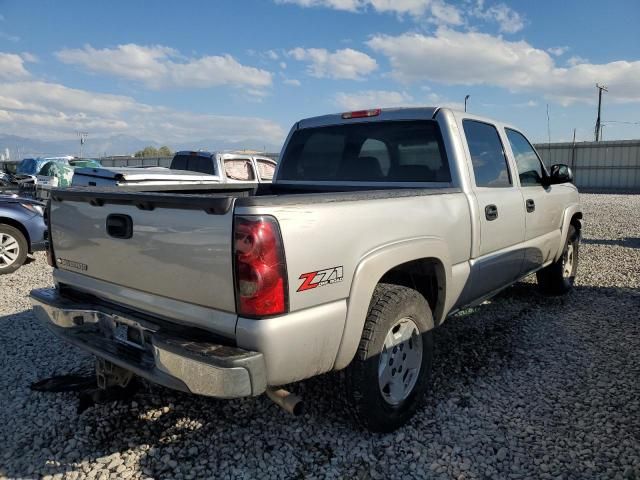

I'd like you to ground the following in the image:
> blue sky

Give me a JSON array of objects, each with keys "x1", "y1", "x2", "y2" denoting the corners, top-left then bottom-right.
[{"x1": 0, "y1": 0, "x2": 639, "y2": 152}]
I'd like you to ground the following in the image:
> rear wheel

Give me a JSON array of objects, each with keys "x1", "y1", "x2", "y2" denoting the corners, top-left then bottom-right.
[
  {"x1": 0, "y1": 225, "x2": 28, "y2": 275},
  {"x1": 537, "y1": 224, "x2": 579, "y2": 295},
  {"x1": 344, "y1": 284, "x2": 434, "y2": 432}
]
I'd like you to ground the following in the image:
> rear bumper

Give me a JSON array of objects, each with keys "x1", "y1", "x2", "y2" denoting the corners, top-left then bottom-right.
[{"x1": 30, "y1": 288, "x2": 267, "y2": 398}]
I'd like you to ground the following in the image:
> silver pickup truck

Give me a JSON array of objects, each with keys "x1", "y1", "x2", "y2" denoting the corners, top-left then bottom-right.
[{"x1": 31, "y1": 107, "x2": 582, "y2": 432}]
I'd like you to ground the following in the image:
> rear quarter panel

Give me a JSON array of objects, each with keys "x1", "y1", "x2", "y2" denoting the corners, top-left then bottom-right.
[
  {"x1": 237, "y1": 190, "x2": 472, "y2": 370},
  {"x1": 238, "y1": 192, "x2": 471, "y2": 312}
]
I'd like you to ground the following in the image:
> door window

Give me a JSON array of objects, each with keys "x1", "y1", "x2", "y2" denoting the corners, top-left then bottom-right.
[
  {"x1": 463, "y1": 120, "x2": 512, "y2": 188},
  {"x1": 505, "y1": 129, "x2": 545, "y2": 186},
  {"x1": 256, "y1": 159, "x2": 276, "y2": 180},
  {"x1": 224, "y1": 159, "x2": 256, "y2": 181}
]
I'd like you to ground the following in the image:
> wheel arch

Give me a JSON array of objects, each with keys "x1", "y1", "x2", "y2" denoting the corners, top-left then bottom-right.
[
  {"x1": 554, "y1": 205, "x2": 583, "y2": 262},
  {"x1": 0, "y1": 217, "x2": 30, "y2": 251},
  {"x1": 333, "y1": 237, "x2": 451, "y2": 370}
]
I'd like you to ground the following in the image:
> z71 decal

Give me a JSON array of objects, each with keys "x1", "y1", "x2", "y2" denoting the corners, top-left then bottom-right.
[{"x1": 298, "y1": 266, "x2": 344, "y2": 292}]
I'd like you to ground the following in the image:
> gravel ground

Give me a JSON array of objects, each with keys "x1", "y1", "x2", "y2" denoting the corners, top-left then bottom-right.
[{"x1": 0, "y1": 193, "x2": 639, "y2": 480}]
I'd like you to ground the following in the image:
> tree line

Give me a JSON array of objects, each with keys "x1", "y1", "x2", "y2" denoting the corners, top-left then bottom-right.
[{"x1": 134, "y1": 146, "x2": 173, "y2": 158}]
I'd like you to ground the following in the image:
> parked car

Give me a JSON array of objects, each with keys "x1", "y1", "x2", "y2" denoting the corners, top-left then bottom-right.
[
  {"x1": 0, "y1": 160, "x2": 19, "y2": 175},
  {"x1": 31, "y1": 107, "x2": 581, "y2": 432},
  {"x1": 0, "y1": 194, "x2": 47, "y2": 274},
  {"x1": 16, "y1": 157, "x2": 74, "y2": 176},
  {"x1": 15, "y1": 157, "x2": 102, "y2": 199},
  {"x1": 170, "y1": 151, "x2": 276, "y2": 183}
]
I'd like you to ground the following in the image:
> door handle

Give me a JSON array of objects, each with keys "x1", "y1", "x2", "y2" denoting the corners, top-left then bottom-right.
[
  {"x1": 106, "y1": 214, "x2": 133, "y2": 239},
  {"x1": 526, "y1": 199, "x2": 535, "y2": 213},
  {"x1": 485, "y1": 204, "x2": 498, "y2": 221}
]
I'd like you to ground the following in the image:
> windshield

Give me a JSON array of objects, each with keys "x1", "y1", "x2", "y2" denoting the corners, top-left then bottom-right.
[{"x1": 278, "y1": 120, "x2": 451, "y2": 183}]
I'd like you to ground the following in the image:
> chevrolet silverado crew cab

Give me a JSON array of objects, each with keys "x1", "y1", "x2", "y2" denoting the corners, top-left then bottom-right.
[{"x1": 31, "y1": 107, "x2": 582, "y2": 432}]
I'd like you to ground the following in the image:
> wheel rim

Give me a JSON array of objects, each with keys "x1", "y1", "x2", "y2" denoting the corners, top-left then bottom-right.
[
  {"x1": 562, "y1": 242, "x2": 574, "y2": 278},
  {"x1": 0, "y1": 232, "x2": 20, "y2": 268},
  {"x1": 378, "y1": 317, "x2": 423, "y2": 405}
]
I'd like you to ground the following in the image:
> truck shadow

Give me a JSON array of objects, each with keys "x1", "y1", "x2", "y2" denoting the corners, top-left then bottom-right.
[
  {"x1": 582, "y1": 236, "x2": 640, "y2": 248},
  {"x1": 1, "y1": 280, "x2": 638, "y2": 479}
]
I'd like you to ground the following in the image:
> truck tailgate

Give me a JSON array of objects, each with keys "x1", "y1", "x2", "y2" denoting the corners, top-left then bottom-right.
[{"x1": 49, "y1": 188, "x2": 241, "y2": 324}]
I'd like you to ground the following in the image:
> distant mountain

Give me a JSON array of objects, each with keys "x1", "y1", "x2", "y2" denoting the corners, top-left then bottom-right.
[{"x1": 0, "y1": 134, "x2": 281, "y2": 160}]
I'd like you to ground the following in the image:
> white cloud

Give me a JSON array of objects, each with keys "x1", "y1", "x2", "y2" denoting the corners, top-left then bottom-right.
[
  {"x1": 289, "y1": 47, "x2": 377, "y2": 79},
  {"x1": 548, "y1": 46, "x2": 569, "y2": 57},
  {"x1": 424, "y1": 92, "x2": 464, "y2": 110},
  {"x1": 0, "y1": 31, "x2": 19, "y2": 42},
  {"x1": 275, "y1": 0, "x2": 531, "y2": 29},
  {"x1": 0, "y1": 80, "x2": 285, "y2": 145},
  {"x1": 56, "y1": 44, "x2": 272, "y2": 90},
  {"x1": 275, "y1": 0, "x2": 361, "y2": 12},
  {"x1": 473, "y1": 2, "x2": 524, "y2": 33},
  {"x1": 515, "y1": 100, "x2": 539, "y2": 107},
  {"x1": 279, "y1": 61, "x2": 287, "y2": 69},
  {"x1": 266, "y1": 50, "x2": 280, "y2": 60},
  {"x1": 276, "y1": 0, "x2": 463, "y2": 25},
  {"x1": 368, "y1": 28, "x2": 640, "y2": 104},
  {"x1": 0, "y1": 53, "x2": 30, "y2": 79},
  {"x1": 334, "y1": 90, "x2": 414, "y2": 109},
  {"x1": 567, "y1": 55, "x2": 589, "y2": 66},
  {"x1": 0, "y1": 81, "x2": 140, "y2": 116},
  {"x1": 283, "y1": 78, "x2": 302, "y2": 86}
]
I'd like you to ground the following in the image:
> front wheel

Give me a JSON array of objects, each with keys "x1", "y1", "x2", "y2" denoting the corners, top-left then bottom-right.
[
  {"x1": 536, "y1": 224, "x2": 579, "y2": 295},
  {"x1": 0, "y1": 224, "x2": 28, "y2": 275},
  {"x1": 344, "y1": 284, "x2": 434, "y2": 432}
]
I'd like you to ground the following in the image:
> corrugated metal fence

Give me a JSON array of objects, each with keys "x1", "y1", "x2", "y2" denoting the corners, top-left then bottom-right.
[{"x1": 535, "y1": 140, "x2": 640, "y2": 192}]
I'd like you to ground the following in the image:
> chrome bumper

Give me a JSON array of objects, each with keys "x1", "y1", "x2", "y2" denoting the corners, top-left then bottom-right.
[{"x1": 30, "y1": 288, "x2": 267, "y2": 398}]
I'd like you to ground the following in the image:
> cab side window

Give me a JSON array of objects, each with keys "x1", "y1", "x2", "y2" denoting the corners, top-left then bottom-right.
[
  {"x1": 224, "y1": 159, "x2": 256, "y2": 181},
  {"x1": 256, "y1": 159, "x2": 276, "y2": 181},
  {"x1": 506, "y1": 128, "x2": 545, "y2": 186},
  {"x1": 463, "y1": 120, "x2": 512, "y2": 188}
]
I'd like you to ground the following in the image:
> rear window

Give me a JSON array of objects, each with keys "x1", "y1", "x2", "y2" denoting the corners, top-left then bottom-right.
[
  {"x1": 170, "y1": 154, "x2": 216, "y2": 175},
  {"x1": 278, "y1": 121, "x2": 451, "y2": 183}
]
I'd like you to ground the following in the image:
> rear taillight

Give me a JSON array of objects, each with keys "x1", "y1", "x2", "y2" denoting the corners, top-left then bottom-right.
[
  {"x1": 44, "y1": 200, "x2": 56, "y2": 268},
  {"x1": 234, "y1": 215, "x2": 287, "y2": 317}
]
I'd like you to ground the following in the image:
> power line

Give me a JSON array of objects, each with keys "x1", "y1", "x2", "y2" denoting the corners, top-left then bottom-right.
[{"x1": 601, "y1": 120, "x2": 640, "y2": 125}]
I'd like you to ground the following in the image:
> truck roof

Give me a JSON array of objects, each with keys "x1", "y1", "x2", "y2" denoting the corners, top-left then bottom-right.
[{"x1": 297, "y1": 107, "x2": 440, "y2": 129}]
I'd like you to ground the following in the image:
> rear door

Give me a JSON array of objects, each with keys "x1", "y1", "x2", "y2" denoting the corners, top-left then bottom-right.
[
  {"x1": 504, "y1": 128, "x2": 564, "y2": 273},
  {"x1": 459, "y1": 119, "x2": 526, "y2": 302}
]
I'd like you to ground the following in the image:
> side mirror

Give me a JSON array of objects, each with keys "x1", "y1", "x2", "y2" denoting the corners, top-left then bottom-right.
[{"x1": 549, "y1": 163, "x2": 573, "y2": 184}]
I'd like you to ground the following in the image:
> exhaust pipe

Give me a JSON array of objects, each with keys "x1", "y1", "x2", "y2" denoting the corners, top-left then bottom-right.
[{"x1": 266, "y1": 387, "x2": 304, "y2": 416}]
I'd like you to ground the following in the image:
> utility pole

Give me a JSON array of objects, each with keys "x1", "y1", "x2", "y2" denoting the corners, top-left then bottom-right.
[
  {"x1": 464, "y1": 95, "x2": 470, "y2": 112},
  {"x1": 77, "y1": 131, "x2": 88, "y2": 158},
  {"x1": 594, "y1": 84, "x2": 607, "y2": 141}
]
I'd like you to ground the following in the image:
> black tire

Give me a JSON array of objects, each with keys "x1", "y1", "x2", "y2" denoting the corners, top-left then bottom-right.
[
  {"x1": 344, "y1": 283, "x2": 434, "y2": 432},
  {"x1": 536, "y1": 224, "x2": 579, "y2": 295},
  {"x1": 0, "y1": 224, "x2": 28, "y2": 275}
]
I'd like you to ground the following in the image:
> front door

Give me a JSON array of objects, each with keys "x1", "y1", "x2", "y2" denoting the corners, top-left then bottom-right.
[{"x1": 505, "y1": 128, "x2": 564, "y2": 274}]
